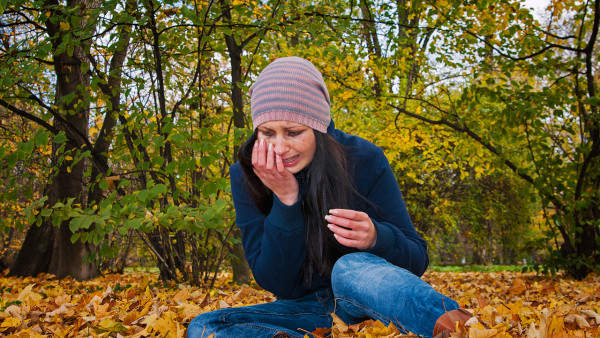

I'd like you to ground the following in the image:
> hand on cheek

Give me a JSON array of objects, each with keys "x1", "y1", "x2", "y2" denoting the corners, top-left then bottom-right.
[{"x1": 252, "y1": 139, "x2": 299, "y2": 205}]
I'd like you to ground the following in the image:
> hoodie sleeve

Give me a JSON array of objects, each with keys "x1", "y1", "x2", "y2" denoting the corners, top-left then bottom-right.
[
  {"x1": 358, "y1": 147, "x2": 429, "y2": 276},
  {"x1": 229, "y1": 163, "x2": 309, "y2": 299}
]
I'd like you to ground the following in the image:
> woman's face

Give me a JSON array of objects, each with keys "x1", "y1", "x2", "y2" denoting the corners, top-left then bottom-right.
[{"x1": 256, "y1": 120, "x2": 317, "y2": 174}]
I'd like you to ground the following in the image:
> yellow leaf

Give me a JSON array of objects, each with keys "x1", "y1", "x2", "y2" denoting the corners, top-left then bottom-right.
[
  {"x1": 93, "y1": 301, "x2": 111, "y2": 318},
  {"x1": 59, "y1": 22, "x2": 70, "y2": 31},
  {"x1": 469, "y1": 327, "x2": 510, "y2": 338},
  {"x1": 176, "y1": 303, "x2": 202, "y2": 322},
  {"x1": 1, "y1": 317, "x2": 22, "y2": 330},
  {"x1": 547, "y1": 315, "x2": 564, "y2": 334},
  {"x1": 17, "y1": 284, "x2": 35, "y2": 302},
  {"x1": 123, "y1": 311, "x2": 139, "y2": 325},
  {"x1": 98, "y1": 318, "x2": 119, "y2": 331},
  {"x1": 17, "y1": 284, "x2": 43, "y2": 305},
  {"x1": 173, "y1": 288, "x2": 190, "y2": 303},
  {"x1": 141, "y1": 313, "x2": 159, "y2": 327}
]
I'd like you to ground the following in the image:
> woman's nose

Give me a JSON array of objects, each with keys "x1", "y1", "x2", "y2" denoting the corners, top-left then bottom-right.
[{"x1": 273, "y1": 137, "x2": 289, "y2": 155}]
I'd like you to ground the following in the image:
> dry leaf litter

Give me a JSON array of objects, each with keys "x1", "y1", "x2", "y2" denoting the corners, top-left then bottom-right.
[{"x1": 0, "y1": 269, "x2": 598, "y2": 337}]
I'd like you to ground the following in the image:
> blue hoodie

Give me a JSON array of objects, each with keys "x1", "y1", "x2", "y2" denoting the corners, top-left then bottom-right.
[{"x1": 229, "y1": 121, "x2": 429, "y2": 299}]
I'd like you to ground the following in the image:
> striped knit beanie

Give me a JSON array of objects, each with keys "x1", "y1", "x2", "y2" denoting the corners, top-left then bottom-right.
[{"x1": 250, "y1": 56, "x2": 331, "y2": 133}]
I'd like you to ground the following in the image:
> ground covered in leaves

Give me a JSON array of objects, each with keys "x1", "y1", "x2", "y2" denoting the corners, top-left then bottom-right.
[{"x1": 0, "y1": 268, "x2": 599, "y2": 337}]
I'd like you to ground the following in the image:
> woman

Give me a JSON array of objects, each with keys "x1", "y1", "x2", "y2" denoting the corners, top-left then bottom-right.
[{"x1": 188, "y1": 56, "x2": 472, "y2": 338}]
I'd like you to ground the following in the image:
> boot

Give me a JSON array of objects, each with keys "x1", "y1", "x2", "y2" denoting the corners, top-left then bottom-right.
[{"x1": 433, "y1": 308, "x2": 474, "y2": 337}]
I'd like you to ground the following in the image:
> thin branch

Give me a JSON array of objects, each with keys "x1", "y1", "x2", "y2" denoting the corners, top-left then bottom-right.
[
  {"x1": 0, "y1": 99, "x2": 60, "y2": 135},
  {"x1": 524, "y1": 121, "x2": 543, "y2": 181},
  {"x1": 136, "y1": 229, "x2": 180, "y2": 283},
  {"x1": 21, "y1": 88, "x2": 96, "y2": 152},
  {"x1": 1, "y1": 9, "x2": 47, "y2": 32},
  {"x1": 389, "y1": 103, "x2": 568, "y2": 213},
  {"x1": 171, "y1": 0, "x2": 218, "y2": 116},
  {"x1": 469, "y1": 31, "x2": 585, "y2": 60}
]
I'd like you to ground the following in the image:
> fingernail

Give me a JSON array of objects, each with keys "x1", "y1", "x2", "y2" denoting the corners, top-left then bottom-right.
[
  {"x1": 324, "y1": 215, "x2": 332, "y2": 221},
  {"x1": 329, "y1": 209, "x2": 338, "y2": 215},
  {"x1": 327, "y1": 224, "x2": 334, "y2": 231},
  {"x1": 260, "y1": 139, "x2": 264, "y2": 146},
  {"x1": 268, "y1": 143, "x2": 272, "y2": 150}
]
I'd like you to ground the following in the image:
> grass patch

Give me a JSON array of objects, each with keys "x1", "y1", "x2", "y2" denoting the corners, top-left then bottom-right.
[
  {"x1": 123, "y1": 266, "x2": 160, "y2": 274},
  {"x1": 429, "y1": 265, "x2": 527, "y2": 273}
]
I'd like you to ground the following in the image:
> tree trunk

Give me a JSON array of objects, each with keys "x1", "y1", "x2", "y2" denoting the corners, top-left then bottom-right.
[
  {"x1": 8, "y1": 220, "x2": 53, "y2": 277},
  {"x1": 223, "y1": 1, "x2": 251, "y2": 283},
  {"x1": 9, "y1": 0, "x2": 101, "y2": 280}
]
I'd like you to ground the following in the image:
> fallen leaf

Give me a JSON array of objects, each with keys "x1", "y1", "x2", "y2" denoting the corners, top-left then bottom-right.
[
  {"x1": 331, "y1": 312, "x2": 348, "y2": 333},
  {"x1": 509, "y1": 278, "x2": 527, "y2": 295},
  {"x1": 564, "y1": 314, "x2": 590, "y2": 328},
  {"x1": 579, "y1": 309, "x2": 600, "y2": 324}
]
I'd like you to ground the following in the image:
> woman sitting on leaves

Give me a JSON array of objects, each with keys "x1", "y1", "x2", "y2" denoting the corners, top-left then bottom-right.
[{"x1": 188, "y1": 56, "x2": 474, "y2": 338}]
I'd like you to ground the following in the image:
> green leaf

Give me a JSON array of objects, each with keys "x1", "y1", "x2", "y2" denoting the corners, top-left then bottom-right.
[
  {"x1": 117, "y1": 179, "x2": 130, "y2": 189},
  {"x1": 150, "y1": 184, "x2": 167, "y2": 196},
  {"x1": 124, "y1": 218, "x2": 142, "y2": 230},
  {"x1": 71, "y1": 232, "x2": 81, "y2": 243},
  {"x1": 200, "y1": 156, "x2": 212, "y2": 166},
  {"x1": 53, "y1": 132, "x2": 68, "y2": 144},
  {"x1": 138, "y1": 190, "x2": 149, "y2": 203},
  {"x1": 166, "y1": 161, "x2": 177, "y2": 174},
  {"x1": 21, "y1": 139, "x2": 35, "y2": 155},
  {"x1": 99, "y1": 179, "x2": 109, "y2": 190},
  {"x1": 93, "y1": 233, "x2": 103, "y2": 245},
  {"x1": 69, "y1": 218, "x2": 82, "y2": 233},
  {"x1": 35, "y1": 130, "x2": 49, "y2": 147},
  {"x1": 152, "y1": 156, "x2": 164, "y2": 167},
  {"x1": 170, "y1": 133, "x2": 185, "y2": 143},
  {"x1": 117, "y1": 226, "x2": 128, "y2": 236}
]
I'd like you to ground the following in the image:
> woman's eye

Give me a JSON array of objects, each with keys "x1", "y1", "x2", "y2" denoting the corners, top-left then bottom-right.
[
  {"x1": 260, "y1": 131, "x2": 274, "y2": 137},
  {"x1": 288, "y1": 131, "x2": 302, "y2": 137}
]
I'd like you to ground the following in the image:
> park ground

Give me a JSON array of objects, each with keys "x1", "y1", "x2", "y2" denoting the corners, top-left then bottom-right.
[{"x1": 0, "y1": 268, "x2": 599, "y2": 337}]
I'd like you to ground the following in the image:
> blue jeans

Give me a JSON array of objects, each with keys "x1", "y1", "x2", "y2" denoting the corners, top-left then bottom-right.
[{"x1": 187, "y1": 252, "x2": 458, "y2": 338}]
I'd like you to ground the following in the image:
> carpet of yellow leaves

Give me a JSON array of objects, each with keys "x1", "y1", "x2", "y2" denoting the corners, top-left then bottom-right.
[{"x1": 0, "y1": 269, "x2": 598, "y2": 337}]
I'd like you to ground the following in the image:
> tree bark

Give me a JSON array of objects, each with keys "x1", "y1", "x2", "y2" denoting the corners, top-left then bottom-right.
[
  {"x1": 10, "y1": 0, "x2": 104, "y2": 280},
  {"x1": 222, "y1": 0, "x2": 251, "y2": 284}
]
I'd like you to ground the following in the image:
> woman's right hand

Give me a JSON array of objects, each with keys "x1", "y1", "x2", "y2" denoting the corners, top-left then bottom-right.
[{"x1": 252, "y1": 139, "x2": 299, "y2": 205}]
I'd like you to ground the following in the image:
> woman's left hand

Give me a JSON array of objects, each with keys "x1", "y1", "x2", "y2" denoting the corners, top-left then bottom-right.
[{"x1": 325, "y1": 209, "x2": 377, "y2": 250}]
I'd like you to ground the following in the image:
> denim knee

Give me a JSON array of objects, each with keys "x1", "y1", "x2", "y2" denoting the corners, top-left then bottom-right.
[
  {"x1": 187, "y1": 311, "x2": 220, "y2": 337},
  {"x1": 331, "y1": 252, "x2": 375, "y2": 292}
]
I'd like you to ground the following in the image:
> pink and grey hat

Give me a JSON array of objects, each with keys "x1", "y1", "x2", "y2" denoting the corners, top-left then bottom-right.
[{"x1": 250, "y1": 56, "x2": 331, "y2": 133}]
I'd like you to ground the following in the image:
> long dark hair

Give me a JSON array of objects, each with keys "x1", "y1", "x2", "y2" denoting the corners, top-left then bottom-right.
[{"x1": 238, "y1": 128, "x2": 358, "y2": 286}]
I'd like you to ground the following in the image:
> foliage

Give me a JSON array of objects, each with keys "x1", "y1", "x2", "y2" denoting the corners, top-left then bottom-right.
[
  {"x1": 312, "y1": 0, "x2": 600, "y2": 277},
  {"x1": 1, "y1": 0, "x2": 596, "y2": 281}
]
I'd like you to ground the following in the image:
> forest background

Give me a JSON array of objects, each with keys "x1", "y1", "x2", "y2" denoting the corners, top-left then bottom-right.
[{"x1": 0, "y1": 0, "x2": 598, "y2": 289}]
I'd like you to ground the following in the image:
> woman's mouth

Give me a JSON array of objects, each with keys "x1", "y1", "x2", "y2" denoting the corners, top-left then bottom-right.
[{"x1": 282, "y1": 155, "x2": 299, "y2": 166}]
